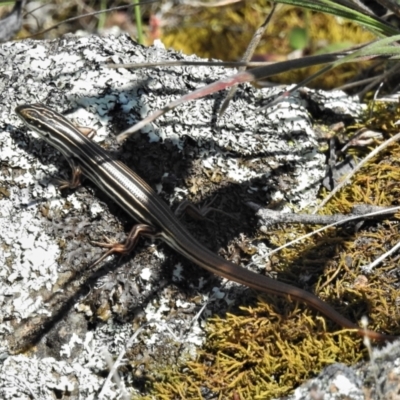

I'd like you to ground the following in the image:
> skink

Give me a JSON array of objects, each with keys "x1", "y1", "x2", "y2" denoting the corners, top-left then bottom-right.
[{"x1": 15, "y1": 103, "x2": 396, "y2": 341}]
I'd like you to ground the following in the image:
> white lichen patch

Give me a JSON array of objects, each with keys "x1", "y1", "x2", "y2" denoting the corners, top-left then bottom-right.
[
  {"x1": 0, "y1": 206, "x2": 60, "y2": 316},
  {"x1": 0, "y1": 354, "x2": 119, "y2": 400},
  {"x1": 139, "y1": 267, "x2": 152, "y2": 281}
]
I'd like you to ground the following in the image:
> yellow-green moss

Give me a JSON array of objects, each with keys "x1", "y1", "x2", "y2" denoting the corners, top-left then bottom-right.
[{"x1": 149, "y1": 301, "x2": 368, "y2": 399}]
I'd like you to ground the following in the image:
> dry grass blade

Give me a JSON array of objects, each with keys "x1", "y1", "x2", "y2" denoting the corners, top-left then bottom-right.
[
  {"x1": 374, "y1": 0, "x2": 400, "y2": 19},
  {"x1": 187, "y1": 0, "x2": 243, "y2": 6},
  {"x1": 107, "y1": 60, "x2": 275, "y2": 69},
  {"x1": 356, "y1": 62, "x2": 400, "y2": 98},
  {"x1": 98, "y1": 321, "x2": 156, "y2": 400},
  {"x1": 219, "y1": 4, "x2": 276, "y2": 117}
]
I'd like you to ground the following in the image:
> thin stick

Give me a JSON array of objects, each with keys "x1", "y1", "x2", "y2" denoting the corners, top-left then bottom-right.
[
  {"x1": 266, "y1": 206, "x2": 400, "y2": 257},
  {"x1": 361, "y1": 240, "x2": 400, "y2": 274},
  {"x1": 313, "y1": 131, "x2": 400, "y2": 213}
]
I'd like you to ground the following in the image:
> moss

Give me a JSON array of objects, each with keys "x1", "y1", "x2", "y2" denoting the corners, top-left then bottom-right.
[{"x1": 149, "y1": 300, "x2": 367, "y2": 399}]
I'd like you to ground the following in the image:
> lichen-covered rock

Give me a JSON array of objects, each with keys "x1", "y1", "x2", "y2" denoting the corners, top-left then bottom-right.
[{"x1": 0, "y1": 33, "x2": 368, "y2": 399}]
